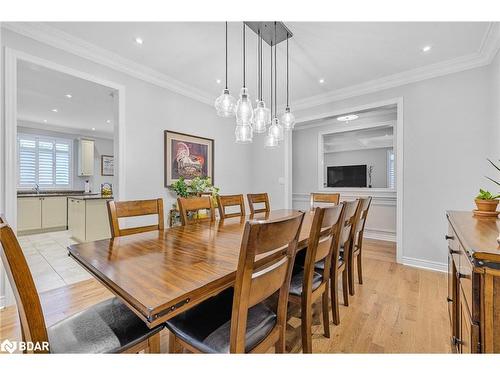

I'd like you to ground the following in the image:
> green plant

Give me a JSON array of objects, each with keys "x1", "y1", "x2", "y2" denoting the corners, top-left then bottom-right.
[
  {"x1": 476, "y1": 189, "x2": 500, "y2": 200},
  {"x1": 486, "y1": 158, "x2": 500, "y2": 187},
  {"x1": 169, "y1": 177, "x2": 190, "y2": 198},
  {"x1": 168, "y1": 176, "x2": 219, "y2": 199}
]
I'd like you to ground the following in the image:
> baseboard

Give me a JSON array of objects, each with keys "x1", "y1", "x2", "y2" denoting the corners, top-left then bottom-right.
[
  {"x1": 402, "y1": 256, "x2": 447, "y2": 273},
  {"x1": 0, "y1": 295, "x2": 5, "y2": 310},
  {"x1": 364, "y1": 229, "x2": 396, "y2": 242}
]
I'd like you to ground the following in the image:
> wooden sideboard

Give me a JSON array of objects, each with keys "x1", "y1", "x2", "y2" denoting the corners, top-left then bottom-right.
[{"x1": 446, "y1": 211, "x2": 500, "y2": 353}]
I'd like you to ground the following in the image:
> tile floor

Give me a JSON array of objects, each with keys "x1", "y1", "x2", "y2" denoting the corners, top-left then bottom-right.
[{"x1": 17, "y1": 230, "x2": 92, "y2": 293}]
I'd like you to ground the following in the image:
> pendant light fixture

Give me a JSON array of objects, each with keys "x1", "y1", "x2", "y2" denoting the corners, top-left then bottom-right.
[
  {"x1": 264, "y1": 38, "x2": 278, "y2": 149},
  {"x1": 253, "y1": 30, "x2": 271, "y2": 134},
  {"x1": 281, "y1": 33, "x2": 296, "y2": 130},
  {"x1": 214, "y1": 22, "x2": 237, "y2": 117},
  {"x1": 268, "y1": 22, "x2": 284, "y2": 143},
  {"x1": 235, "y1": 23, "x2": 253, "y2": 143}
]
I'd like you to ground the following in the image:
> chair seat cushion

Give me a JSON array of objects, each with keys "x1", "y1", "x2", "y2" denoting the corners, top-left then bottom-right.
[
  {"x1": 48, "y1": 297, "x2": 162, "y2": 353},
  {"x1": 288, "y1": 269, "x2": 323, "y2": 296},
  {"x1": 164, "y1": 288, "x2": 276, "y2": 353},
  {"x1": 314, "y1": 250, "x2": 344, "y2": 271}
]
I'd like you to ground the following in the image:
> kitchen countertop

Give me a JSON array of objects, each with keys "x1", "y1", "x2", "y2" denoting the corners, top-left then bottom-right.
[
  {"x1": 67, "y1": 195, "x2": 114, "y2": 200},
  {"x1": 17, "y1": 190, "x2": 92, "y2": 198}
]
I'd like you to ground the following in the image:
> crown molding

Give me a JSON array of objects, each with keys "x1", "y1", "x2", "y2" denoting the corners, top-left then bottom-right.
[
  {"x1": 2, "y1": 22, "x2": 214, "y2": 106},
  {"x1": 292, "y1": 22, "x2": 500, "y2": 112},
  {"x1": 3, "y1": 22, "x2": 500, "y2": 113}
]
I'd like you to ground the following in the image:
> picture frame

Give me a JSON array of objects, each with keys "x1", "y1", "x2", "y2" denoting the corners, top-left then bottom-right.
[
  {"x1": 101, "y1": 155, "x2": 114, "y2": 176},
  {"x1": 164, "y1": 130, "x2": 214, "y2": 187}
]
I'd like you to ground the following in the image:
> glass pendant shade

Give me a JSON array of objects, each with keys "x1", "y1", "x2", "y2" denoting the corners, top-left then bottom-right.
[
  {"x1": 214, "y1": 89, "x2": 237, "y2": 117},
  {"x1": 235, "y1": 123, "x2": 253, "y2": 143},
  {"x1": 269, "y1": 117, "x2": 284, "y2": 143},
  {"x1": 253, "y1": 100, "x2": 271, "y2": 133},
  {"x1": 235, "y1": 87, "x2": 254, "y2": 125},
  {"x1": 281, "y1": 106, "x2": 296, "y2": 130},
  {"x1": 264, "y1": 133, "x2": 278, "y2": 148}
]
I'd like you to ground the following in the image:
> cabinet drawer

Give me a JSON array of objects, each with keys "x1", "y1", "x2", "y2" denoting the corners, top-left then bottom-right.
[
  {"x1": 459, "y1": 288, "x2": 480, "y2": 353},
  {"x1": 458, "y1": 247, "x2": 474, "y2": 319}
]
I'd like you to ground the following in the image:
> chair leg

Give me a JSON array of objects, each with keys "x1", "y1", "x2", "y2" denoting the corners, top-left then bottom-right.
[
  {"x1": 147, "y1": 332, "x2": 161, "y2": 353},
  {"x1": 301, "y1": 299, "x2": 313, "y2": 353},
  {"x1": 342, "y1": 269, "x2": 349, "y2": 307},
  {"x1": 168, "y1": 332, "x2": 181, "y2": 353},
  {"x1": 330, "y1": 274, "x2": 340, "y2": 325},
  {"x1": 275, "y1": 326, "x2": 286, "y2": 354},
  {"x1": 321, "y1": 290, "x2": 330, "y2": 338},
  {"x1": 348, "y1": 254, "x2": 355, "y2": 296},
  {"x1": 357, "y1": 251, "x2": 363, "y2": 285}
]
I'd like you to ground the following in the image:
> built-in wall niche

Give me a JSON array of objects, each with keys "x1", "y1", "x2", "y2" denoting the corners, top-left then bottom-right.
[{"x1": 321, "y1": 123, "x2": 395, "y2": 189}]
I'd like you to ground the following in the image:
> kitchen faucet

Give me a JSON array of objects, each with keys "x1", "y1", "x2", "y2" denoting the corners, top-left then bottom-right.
[{"x1": 33, "y1": 184, "x2": 40, "y2": 194}]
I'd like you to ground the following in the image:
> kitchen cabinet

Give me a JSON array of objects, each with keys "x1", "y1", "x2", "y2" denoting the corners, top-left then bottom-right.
[
  {"x1": 77, "y1": 138, "x2": 95, "y2": 176},
  {"x1": 17, "y1": 196, "x2": 67, "y2": 232},
  {"x1": 68, "y1": 196, "x2": 111, "y2": 242}
]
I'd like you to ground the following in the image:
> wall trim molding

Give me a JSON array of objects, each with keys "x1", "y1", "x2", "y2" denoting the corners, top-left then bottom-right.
[
  {"x1": 3, "y1": 22, "x2": 500, "y2": 112},
  {"x1": 292, "y1": 191, "x2": 396, "y2": 207},
  {"x1": 364, "y1": 229, "x2": 396, "y2": 242},
  {"x1": 402, "y1": 256, "x2": 447, "y2": 273},
  {"x1": 2, "y1": 22, "x2": 214, "y2": 106}
]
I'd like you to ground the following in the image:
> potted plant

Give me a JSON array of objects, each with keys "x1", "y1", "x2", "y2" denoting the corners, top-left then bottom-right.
[
  {"x1": 168, "y1": 177, "x2": 219, "y2": 208},
  {"x1": 475, "y1": 189, "x2": 500, "y2": 212}
]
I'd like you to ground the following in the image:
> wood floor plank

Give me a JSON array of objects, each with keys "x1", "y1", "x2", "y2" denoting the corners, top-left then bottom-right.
[{"x1": 0, "y1": 238, "x2": 451, "y2": 353}]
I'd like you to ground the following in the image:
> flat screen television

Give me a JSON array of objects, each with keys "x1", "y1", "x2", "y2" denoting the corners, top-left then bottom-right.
[{"x1": 327, "y1": 165, "x2": 367, "y2": 187}]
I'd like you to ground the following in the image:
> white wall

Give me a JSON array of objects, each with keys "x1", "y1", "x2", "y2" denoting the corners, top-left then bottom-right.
[
  {"x1": 324, "y1": 148, "x2": 391, "y2": 188},
  {"x1": 262, "y1": 62, "x2": 499, "y2": 271},
  {"x1": 490, "y1": 51, "x2": 500, "y2": 169},
  {"x1": 17, "y1": 123, "x2": 115, "y2": 192},
  {"x1": 1, "y1": 28, "x2": 253, "y2": 306}
]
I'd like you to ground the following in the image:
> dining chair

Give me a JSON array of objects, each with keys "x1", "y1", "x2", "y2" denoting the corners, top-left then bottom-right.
[
  {"x1": 347, "y1": 196, "x2": 372, "y2": 296},
  {"x1": 217, "y1": 194, "x2": 246, "y2": 219},
  {"x1": 107, "y1": 198, "x2": 164, "y2": 237},
  {"x1": 164, "y1": 211, "x2": 305, "y2": 353},
  {"x1": 247, "y1": 193, "x2": 270, "y2": 215},
  {"x1": 288, "y1": 204, "x2": 344, "y2": 353},
  {"x1": 0, "y1": 216, "x2": 162, "y2": 353},
  {"x1": 177, "y1": 196, "x2": 216, "y2": 226},
  {"x1": 310, "y1": 193, "x2": 340, "y2": 210},
  {"x1": 314, "y1": 199, "x2": 359, "y2": 325}
]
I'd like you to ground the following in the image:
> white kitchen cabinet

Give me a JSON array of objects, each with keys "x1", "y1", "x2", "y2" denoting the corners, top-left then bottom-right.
[
  {"x1": 77, "y1": 138, "x2": 95, "y2": 176},
  {"x1": 17, "y1": 197, "x2": 42, "y2": 231},
  {"x1": 41, "y1": 197, "x2": 67, "y2": 229},
  {"x1": 68, "y1": 197, "x2": 111, "y2": 242}
]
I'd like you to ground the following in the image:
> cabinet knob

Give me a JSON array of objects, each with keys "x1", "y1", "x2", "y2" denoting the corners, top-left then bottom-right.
[
  {"x1": 448, "y1": 246, "x2": 459, "y2": 255},
  {"x1": 445, "y1": 234, "x2": 454, "y2": 240},
  {"x1": 446, "y1": 297, "x2": 453, "y2": 303}
]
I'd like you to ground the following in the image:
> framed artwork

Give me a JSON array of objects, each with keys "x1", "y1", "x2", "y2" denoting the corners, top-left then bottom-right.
[
  {"x1": 101, "y1": 155, "x2": 114, "y2": 176},
  {"x1": 164, "y1": 130, "x2": 214, "y2": 187}
]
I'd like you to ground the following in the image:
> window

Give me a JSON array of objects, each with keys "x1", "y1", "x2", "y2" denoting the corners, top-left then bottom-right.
[
  {"x1": 387, "y1": 149, "x2": 395, "y2": 189},
  {"x1": 17, "y1": 134, "x2": 72, "y2": 188}
]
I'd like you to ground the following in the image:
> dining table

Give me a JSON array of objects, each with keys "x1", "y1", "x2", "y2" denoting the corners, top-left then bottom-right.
[{"x1": 68, "y1": 209, "x2": 316, "y2": 328}]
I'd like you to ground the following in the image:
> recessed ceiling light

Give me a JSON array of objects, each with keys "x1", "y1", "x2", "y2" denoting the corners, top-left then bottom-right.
[
  {"x1": 319, "y1": 78, "x2": 325, "y2": 84},
  {"x1": 337, "y1": 114, "x2": 359, "y2": 122},
  {"x1": 51, "y1": 108, "x2": 58, "y2": 113},
  {"x1": 135, "y1": 37, "x2": 143, "y2": 45},
  {"x1": 106, "y1": 120, "x2": 111, "y2": 124},
  {"x1": 65, "y1": 94, "x2": 72, "y2": 98},
  {"x1": 216, "y1": 79, "x2": 222, "y2": 84},
  {"x1": 422, "y1": 45, "x2": 432, "y2": 52},
  {"x1": 91, "y1": 127, "x2": 96, "y2": 131}
]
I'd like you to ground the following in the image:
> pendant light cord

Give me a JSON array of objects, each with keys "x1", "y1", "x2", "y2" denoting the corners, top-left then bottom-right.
[
  {"x1": 286, "y1": 33, "x2": 289, "y2": 107},
  {"x1": 257, "y1": 30, "x2": 261, "y2": 100},
  {"x1": 225, "y1": 22, "x2": 228, "y2": 90},
  {"x1": 274, "y1": 22, "x2": 277, "y2": 117},
  {"x1": 242, "y1": 23, "x2": 246, "y2": 88},
  {"x1": 270, "y1": 41, "x2": 273, "y2": 119}
]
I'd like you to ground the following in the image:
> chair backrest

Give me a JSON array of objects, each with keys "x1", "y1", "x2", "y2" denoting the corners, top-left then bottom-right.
[
  {"x1": 303, "y1": 204, "x2": 345, "y2": 287},
  {"x1": 0, "y1": 216, "x2": 49, "y2": 353},
  {"x1": 353, "y1": 197, "x2": 372, "y2": 245},
  {"x1": 310, "y1": 193, "x2": 340, "y2": 210},
  {"x1": 217, "y1": 194, "x2": 246, "y2": 219},
  {"x1": 340, "y1": 200, "x2": 360, "y2": 251},
  {"x1": 178, "y1": 196, "x2": 215, "y2": 226},
  {"x1": 107, "y1": 198, "x2": 164, "y2": 237},
  {"x1": 229, "y1": 211, "x2": 304, "y2": 353},
  {"x1": 246, "y1": 193, "x2": 270, "y2": 215}
]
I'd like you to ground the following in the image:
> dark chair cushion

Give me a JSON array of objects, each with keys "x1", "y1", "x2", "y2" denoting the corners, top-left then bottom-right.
[
  {"x1": 314, "y1": 250, "x2": 344, "y2": 271},
  {"x1": 164, "y1": 288, "x2": 276, "y2": 353},
  {"x1": 288, "y1": 269, "x2": 323, "y2": 296},
  {"x1": 48, "y1": 297, "x2": 162, "y2": 353}
]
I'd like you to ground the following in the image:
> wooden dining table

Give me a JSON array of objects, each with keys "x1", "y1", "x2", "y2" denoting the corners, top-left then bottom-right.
[{"x1": 68, "y1": 209, "x2": 315, "y2": 328}]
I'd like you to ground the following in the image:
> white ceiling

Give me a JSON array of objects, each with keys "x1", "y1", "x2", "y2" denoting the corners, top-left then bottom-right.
[
  {"x1": 17, "y1": 60, "x2": 116, "y2": 135},
  {"x1": 44, "y1": 22, "x2": 492, "y2": 108}
]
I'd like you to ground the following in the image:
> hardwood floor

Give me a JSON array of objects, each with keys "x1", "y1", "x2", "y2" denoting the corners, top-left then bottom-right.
[{"x1": 0, "y1": 239, "x2": 451, "y2": 353}]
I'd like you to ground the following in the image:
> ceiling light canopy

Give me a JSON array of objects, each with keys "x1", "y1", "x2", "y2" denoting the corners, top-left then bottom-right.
[{"x1": 337, "y1": 114, "x2": 359, "y2": 122}]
